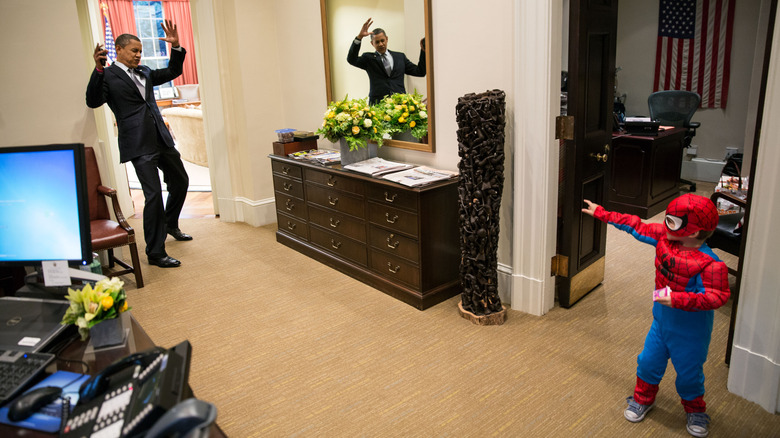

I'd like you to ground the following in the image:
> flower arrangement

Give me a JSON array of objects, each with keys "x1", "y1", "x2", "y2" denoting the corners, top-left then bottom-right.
[
  {"x1": 60, "y1": 277, "x2": 131, "y2": 341},
  {"x1": 375, "y1": 92, "x2": 428, "y2": 140},
  {"x1": 316, "y1": 96, "x2": 385, "y2": 151}
]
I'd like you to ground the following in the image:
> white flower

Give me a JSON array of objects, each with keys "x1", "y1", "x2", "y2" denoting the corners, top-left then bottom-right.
[
  {"x1": 363, "y1": 118, "x2": 373, "y2": 128},
  {"x1": 419, "y1": 111, "x2": 428, "y2": 120}
]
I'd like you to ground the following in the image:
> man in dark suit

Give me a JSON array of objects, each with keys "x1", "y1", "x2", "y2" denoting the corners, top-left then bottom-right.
[
  {"x1": 86, "y1": 20, "x2": 192, "y2": 269},
  {"x1": 347, "y1": 18, "x2": 426, "y2": 105}
]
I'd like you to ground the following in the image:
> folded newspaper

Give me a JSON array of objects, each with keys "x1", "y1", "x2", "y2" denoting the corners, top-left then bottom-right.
[
  {"x1": 382, "y1": 166, "x2": 458, "y2": 187},
  {"x1": 342, "y1": 157, "x2": 414, "y2": 176},
  {"x1": 288, "y1": 149, "x2": 340, "y2": 165}
]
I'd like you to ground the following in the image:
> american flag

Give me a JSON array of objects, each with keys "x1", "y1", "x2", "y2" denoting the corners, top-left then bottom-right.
[
  {"x1": 100, "y1": 2, "x2": 116, "y2": 65},
  {"x1": 653, "y1": 0, "x2": 735, "y2": 109}
]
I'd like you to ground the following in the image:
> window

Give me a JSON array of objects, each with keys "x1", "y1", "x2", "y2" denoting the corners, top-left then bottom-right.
[{"x1": 133, "y1": 1, "x2": 175, "y2": 99}]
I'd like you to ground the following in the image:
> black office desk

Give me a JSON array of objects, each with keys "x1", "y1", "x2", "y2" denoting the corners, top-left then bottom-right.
[
  {"x1": 0, "y1": 312, "x2": 227, "y2": 437},
  {"x1": 605, "y1": 127, "x2": 686, "y2": 219}
]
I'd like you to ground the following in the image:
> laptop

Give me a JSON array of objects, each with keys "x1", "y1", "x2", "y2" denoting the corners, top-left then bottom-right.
[{"x1": 0, "y1": 297, "x2": 72, "y2": 353}]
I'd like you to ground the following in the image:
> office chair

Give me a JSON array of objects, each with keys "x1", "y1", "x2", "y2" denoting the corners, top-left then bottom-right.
[
  {"x1": 709, "y1": 191, "x2": 746, "y2": 365},
  {"x1": 648, "y1": 90, "x2": 701, "y2": 192},
  {"x1": 85, "y1": 147, "x2": 144, "y2": 288}
]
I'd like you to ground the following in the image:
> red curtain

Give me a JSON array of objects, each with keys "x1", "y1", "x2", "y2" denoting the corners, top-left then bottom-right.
[
  {"x1": 104, "y1": 0, "x2": 136, "y2": 37},
  {"x1": 103, "y1": 0, "x2": 198, "y2": 86},
  {"x1": 163, "y1": 0, "x2": 198, "y2": 86}
]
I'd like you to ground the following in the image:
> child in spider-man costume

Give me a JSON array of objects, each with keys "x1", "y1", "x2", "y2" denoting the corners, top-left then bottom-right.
[{"x1": 582, "y1": 194, "x2": 730, "y2": 438}]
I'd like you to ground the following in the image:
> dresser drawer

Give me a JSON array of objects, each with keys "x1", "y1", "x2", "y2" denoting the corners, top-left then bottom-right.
[
  {"x1": 307, "y1": 184, "x2": 365, "y2": 218},
  {"x1": 368, "y1": 202, "x2": 419, "y2": 237},
  {"x1": 305, "y1": 168, "x2": 364, "y2": 195},
  {"x1": 367, "y1": 184, "x2": 418, "y2": 211},
  {"x1": 309, "y1": 205, "x2": 366, "y2": 242},
  {"x1": 275, "y1": 192, "x2": 307, "y2": 220},
  {"x1": 310, "y1": 226, "x2": 367, "y2": 266},
  {"x1": 370, "y1": 250, "x2": 420, "y2": 289},
  {"x1": 273, "y1": 174, "x2": 304, "y2": 199},
  {"x1": 368, "y1": 226, "x2": 419, "y2": 264},
  {"x1": 276, "y1": 211, "x2": 308, "y2": 240},
  {"x1": 272, "y1": 160, "x2": 302, "y2": 179}
]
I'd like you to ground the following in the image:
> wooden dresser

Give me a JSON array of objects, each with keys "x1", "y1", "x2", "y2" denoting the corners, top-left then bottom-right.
[{"x1": 270, "y1": 155, "x2": 461, "y2": 309}]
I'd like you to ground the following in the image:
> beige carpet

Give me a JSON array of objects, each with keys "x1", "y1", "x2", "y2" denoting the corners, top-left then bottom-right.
[{"x1": 119, "y1": 213, "x2": 779, "y2": 437}]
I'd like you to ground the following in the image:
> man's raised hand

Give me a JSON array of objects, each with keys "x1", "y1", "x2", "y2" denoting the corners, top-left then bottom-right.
[
  {"x1": 93, "y1": 43, "x2": 108, "y2": 69},
  {"x1": 160, "y1": 19, "x2": 180, "y2": 48},
  {"x1": 357, "y1": 18, "x2": 373, "y2": 40}
]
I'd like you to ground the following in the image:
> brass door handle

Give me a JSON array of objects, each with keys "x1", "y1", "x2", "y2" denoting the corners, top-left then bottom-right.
[{"x1": 589, "y1": 144, "x2": 610, "y2": 162}]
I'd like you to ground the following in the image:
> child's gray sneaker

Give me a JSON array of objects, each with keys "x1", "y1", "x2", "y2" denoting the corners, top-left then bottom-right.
[
  {"x1": 624, "y1": 396, "x2": 654, "y2": 422},
  {"x1": 686, "y1": 412, "x2": 710, "y2": 437}
]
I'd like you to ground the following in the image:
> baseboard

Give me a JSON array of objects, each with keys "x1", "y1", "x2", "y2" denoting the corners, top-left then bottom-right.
[
  {"x1": 217, "y1": 196, "x2": 276, "y2": 226},
  {"x1": 727, "y1": 344, "x2": 780, "y2": 414}
]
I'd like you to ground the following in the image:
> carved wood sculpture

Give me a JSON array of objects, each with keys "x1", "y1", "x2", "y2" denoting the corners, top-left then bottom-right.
[{"x1": 456, "y1": 90, "x2": 507, "y2": 324}]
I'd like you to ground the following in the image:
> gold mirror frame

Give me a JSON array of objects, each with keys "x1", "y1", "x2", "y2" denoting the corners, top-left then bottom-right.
[{"x1": 319, "y1": 0, "x2": 435, "y2": 152}]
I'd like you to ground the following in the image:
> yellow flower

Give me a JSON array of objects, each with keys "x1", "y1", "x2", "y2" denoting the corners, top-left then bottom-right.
[
  {"x1": 120, "y1": 301, "x2": 128, "y2": 312},
  {"x1": 409, "y1": 106, "x2": 415, "y2": 112},
  {"x1": 352, "y1": 126, "x2": 360, "y2": 135},
  {"x1": 410, "y1": 121, "x2": 416, "y2": 128},
  {"x1": 373, "y1": 127, "x2": 377, "y2": 133},
  {"x1": 327, "y1": 111, "x2": 335, "y2": 119},
  {"x1": 101, "y1": 295, "x2": 114, "y2": 311},
  {"x1": 384, "y1": 115, "x2": 391, "y2": 121},
  {"x1": 402, "y1": 112, "x2": 409, "y2": 118},
  {"x1": 398, "y1": 117, "x2": 406, "y2": 123}
]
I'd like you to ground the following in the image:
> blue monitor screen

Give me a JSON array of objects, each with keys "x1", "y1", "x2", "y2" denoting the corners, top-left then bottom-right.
[{"x1": 0, "y1": 145, "x2": 91, "y2": 265}]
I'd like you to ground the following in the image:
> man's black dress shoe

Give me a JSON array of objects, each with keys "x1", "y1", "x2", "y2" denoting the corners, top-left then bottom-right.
[
  {"x1": 148, "y1": 255, "x2": 181, "y2": 268},
  {"x1": 167, "y1": 227, "x2": 193, "y2": 241}
]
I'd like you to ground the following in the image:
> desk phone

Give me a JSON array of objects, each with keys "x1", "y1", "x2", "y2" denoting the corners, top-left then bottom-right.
[{"x1": 62, "y1": 340, "x2": 192, "y2": 438}]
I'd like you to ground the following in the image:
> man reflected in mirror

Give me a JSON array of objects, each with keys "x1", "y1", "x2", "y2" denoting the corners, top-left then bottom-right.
[{"x1": 348, "y1": 17, "x2": 426, "y2": 105}]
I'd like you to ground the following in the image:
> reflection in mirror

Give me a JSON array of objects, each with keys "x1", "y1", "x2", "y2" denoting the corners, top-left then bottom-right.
[{"x1": 321, "y1": 0, "x2": 434, "y2": 152}]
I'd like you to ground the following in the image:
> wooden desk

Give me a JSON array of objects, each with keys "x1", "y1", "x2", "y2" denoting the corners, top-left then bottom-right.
[
  {"x1": 605, "y1": 128, "x2": 686, "y2": 219},
  {"x1": 0, "y1": 312, "x2": 226, "y2": 437}
]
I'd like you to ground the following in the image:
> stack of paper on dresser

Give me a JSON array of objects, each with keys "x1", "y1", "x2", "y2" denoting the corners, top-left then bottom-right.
[
  {"x1": 342, "y1": 157, "x2": 414, "y2": 176},
  {"x1": 382, "y1": 166, "x2": 458, "y2": 187}
]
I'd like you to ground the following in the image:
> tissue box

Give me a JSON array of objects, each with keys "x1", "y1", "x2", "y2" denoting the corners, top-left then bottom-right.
[{"x1": 273, "y1": 138, "x2": 318, "y2": 156}]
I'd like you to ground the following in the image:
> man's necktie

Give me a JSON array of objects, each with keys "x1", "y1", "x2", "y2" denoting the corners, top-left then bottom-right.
[
  {"x1": 382, "y1": 53, "x2": 392, "y2": 76},
  {"x1": 130, "y1": 68, "x2": 146, "y2": 98}
]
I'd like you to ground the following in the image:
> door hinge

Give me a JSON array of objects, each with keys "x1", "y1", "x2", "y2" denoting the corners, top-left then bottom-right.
[
  {"x1": 551, "y1": 254, "x2": 569, "y2": 277},
  {"x1": 555, "y1": 116, "x2": 574, "y2": 140}
]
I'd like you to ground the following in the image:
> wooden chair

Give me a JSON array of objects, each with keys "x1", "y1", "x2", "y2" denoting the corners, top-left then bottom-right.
[
  {"x1": 709, "y1": 191, "x2": 746, "y2": 365},
  {"x1": 85, "y1": 147, "x2": 144, "y2": 288}
]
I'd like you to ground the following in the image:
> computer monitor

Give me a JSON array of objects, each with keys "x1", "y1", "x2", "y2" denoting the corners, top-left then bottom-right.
[{"x1": 0, "y1": 143, "x2": 93, "y2": 268}]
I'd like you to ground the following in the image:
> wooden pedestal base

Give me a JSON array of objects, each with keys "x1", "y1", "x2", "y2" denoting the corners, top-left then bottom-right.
[{"x1": 458, "y1": 301, "x2": 507, "y2": 325}]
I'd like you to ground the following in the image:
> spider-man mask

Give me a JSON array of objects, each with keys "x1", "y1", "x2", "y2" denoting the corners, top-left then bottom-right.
[{"x1": 664, "y1": 194, "x2": 719, "y2": 237}]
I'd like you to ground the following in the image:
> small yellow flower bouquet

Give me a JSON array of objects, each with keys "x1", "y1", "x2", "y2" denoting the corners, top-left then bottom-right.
[
  {"x1": 375, "y1": 92, "x2": 428, "y2": 140},
  {"x1": 316, "y1": 96, "x2": 386, "y2": 151},
  {"x1": 60, "y1": 277, "x2": 130, "y2": 341}
]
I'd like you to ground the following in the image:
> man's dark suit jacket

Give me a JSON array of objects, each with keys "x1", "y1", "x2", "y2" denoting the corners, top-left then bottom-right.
[
  {"x1": 347, "y1": 42, "x2": 425, "y2": 105},
  {"x1": 86, "y1": 48, "x2": 186, "y2": 163}
]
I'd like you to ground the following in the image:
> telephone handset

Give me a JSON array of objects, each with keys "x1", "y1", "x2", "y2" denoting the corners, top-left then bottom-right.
[{"x1": 62, "y1": 340, "x2": 194, "y2": 438}]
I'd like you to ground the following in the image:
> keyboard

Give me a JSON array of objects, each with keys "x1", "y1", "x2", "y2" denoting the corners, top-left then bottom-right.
[{"x1": 0, "y1": 349, "x2": 56, "y2": 405}]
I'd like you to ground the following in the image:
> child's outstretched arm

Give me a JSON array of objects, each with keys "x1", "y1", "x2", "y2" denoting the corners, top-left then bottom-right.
[{"x1": 582, "y1": 199, "x2": 665, "y2": 244}]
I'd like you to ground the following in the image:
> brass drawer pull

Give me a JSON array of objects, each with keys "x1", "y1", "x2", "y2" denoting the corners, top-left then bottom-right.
[
  {"x1": 384, "y1": 192, "x2": 397, "y2": 202},
  {"x1": 327, "y1": 175, "x2": 337, "y2": 187},
  {"x1": 331, "y1": 240, "x2": 342, "y2": 249},
  {"x1": 387, "y1": 234, "x2": 399, "y2": 249},
  {"x1": 385, "y1": 213, "x2": 399, "y2": 224},
  {"x1": 285, "y1": 199, "x2": 294, "y2": 211},
  {"x1": 286, "y1": 221, "x2": 296, "y2": 231},
  {"x1": 282, "y1": 166, "x2": 290, "y2": 175},
  {"x1": 283, "y1": 182, "x2": 292, "y2": 191},
  {"x1": 328, "y1": 196, "x2": 339, "y2": 206},
  {"x1": 329, "y1": 218, "x2": 340, "y2": 228},
  {"x1": 387, "y1": 262, "x2": 400, "y2": 274}
]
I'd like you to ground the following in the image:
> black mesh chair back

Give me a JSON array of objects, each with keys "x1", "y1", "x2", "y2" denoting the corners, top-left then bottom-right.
[{"x1": 648, "y1": 90, "x2": 701, "y2": 127}]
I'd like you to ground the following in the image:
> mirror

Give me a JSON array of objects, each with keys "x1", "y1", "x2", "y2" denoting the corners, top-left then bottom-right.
[{"x1": 320, "y1": 0, "x2": 434, "y2": 152}]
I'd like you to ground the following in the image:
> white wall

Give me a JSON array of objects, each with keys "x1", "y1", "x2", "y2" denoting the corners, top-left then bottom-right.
[{"x1": 616, "y1": 0, "x2": 763, "y2": 161}]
